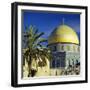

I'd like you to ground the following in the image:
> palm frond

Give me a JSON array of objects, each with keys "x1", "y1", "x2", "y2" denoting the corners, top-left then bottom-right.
[
  {"x1": 35, "y1": 38, "x2": 47, "y2": 44},
  {"x1": 32, "y1": 38, "x2": 45, "y2": 48},
  {"x1": 34, "y1": 29, "x2": 38, "y2": 35},
  {"x1": 34, "y1": 32, "x2": 44, "y2": 41}
]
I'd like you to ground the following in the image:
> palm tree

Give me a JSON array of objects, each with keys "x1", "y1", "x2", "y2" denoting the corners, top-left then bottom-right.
[{"x1": 23, "y1": 25, "x2": 50, "y2": 77}]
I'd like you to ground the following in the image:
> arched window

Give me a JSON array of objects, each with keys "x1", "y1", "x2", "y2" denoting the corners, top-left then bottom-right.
[
  {"x1": 73, "y1": 45, "x2": 76, "y2": 51},
  {"x1": 78, "y1": 46, "x2": 80, "y2": 52},
  {"x1": 76, "y1": 59, "x2": 79, "y2": 65},
  {"x1": 61, "y1": 45, "x2": 64, "y2": 51},
  {"x1": 72, "y1": 59, "x2": 74, "y2": 66},
  {"x1": 67, "y1": 45, "x2": 70, "y2": 51},
  {"x1": 52, "y1": 46, "x2": 57, "y2": 51}
]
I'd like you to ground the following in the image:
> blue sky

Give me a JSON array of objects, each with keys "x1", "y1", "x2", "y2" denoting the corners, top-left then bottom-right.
[{"x1": 22, "y1": 10, "x2": 80, "y2": 46}]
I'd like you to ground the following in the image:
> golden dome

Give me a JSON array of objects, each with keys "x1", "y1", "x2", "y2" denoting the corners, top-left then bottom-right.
[{"x1": 48, "y1": 25, "x2": 79, "y2": 45}]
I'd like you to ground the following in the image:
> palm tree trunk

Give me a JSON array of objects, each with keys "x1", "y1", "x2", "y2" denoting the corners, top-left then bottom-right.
[{"x1": 27, "y1": 55, "x2": 32, "y2": 77}]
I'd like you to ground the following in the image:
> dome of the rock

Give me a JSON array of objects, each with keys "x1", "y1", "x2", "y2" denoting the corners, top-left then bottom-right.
[{"x1": 48, "y1": 25, "x2": 79, "y2": 45}]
